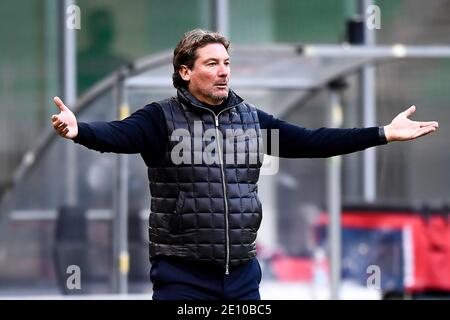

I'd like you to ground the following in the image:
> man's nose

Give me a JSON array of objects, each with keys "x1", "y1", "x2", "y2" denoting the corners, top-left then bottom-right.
[{"x1": 217, "y1": 63, "x2": 229, "y2": 77}]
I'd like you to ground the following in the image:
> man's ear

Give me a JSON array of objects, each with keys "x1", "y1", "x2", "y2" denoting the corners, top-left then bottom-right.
[{"x1": 179, "y1": 65, "x2": 191, "y2": 81}]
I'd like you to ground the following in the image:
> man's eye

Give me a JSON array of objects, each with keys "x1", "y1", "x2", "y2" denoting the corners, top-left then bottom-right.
[{"x1": 208, "y1": 63, "x2": 217, "y2": 66}]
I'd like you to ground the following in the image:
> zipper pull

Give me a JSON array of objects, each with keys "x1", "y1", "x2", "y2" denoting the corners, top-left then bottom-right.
[
  {"x1": 214, "y1": 116, "x2": 219, "y2": 127},
  {"x1": 225, "y1": 265, "x2": 230, "y2": 275}
]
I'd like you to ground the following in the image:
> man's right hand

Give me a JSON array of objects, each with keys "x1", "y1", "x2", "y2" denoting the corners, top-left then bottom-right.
[{"x1": 51, "y1": 96, "x2": 78, "y2": 139}]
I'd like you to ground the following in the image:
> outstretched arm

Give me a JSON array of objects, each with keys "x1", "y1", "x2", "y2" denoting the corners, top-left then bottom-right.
[
  {"x1": 258, "y1": 110, "x2": 386, "y2": 158},
  {"x1": 50, "y1": 97, "x2": 165, "y2": 155},
  {"x1": 258, "y1": 105, "x2": 438, "y2": 159},
  {"x1": 383, "y1": 105, "x2": 438, "y2": 142}
]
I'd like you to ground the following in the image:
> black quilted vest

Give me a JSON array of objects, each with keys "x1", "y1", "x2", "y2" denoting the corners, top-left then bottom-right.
[{"x1": 148, "y1": 89, "x2": 263, "y2": 273}]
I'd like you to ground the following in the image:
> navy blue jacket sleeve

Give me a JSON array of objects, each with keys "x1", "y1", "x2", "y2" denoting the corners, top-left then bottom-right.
[
  {"x1": 73, "y1": 103, "x2": 386, "y2": 161},
  {"x1": 73, "y1": 103, "x2": 167, "y2": 158},
  {"x1": 257, "y1": 109, "x2": 387, "y2": 158}
]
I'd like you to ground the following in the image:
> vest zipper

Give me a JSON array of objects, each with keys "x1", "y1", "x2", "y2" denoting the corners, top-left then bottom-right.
[
  {"x1": 183, "y1": 102, "x2": 234, "y2": 275},
  {"x1": 213, "y1": 114, "x2": 230, "y2": 275}
]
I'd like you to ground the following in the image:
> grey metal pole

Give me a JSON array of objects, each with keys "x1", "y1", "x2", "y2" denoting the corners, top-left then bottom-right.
[
  {"x1": 212, "y1": 0, "x2": 229, "y2": 37},
  {"x1": 361, "y1": 0, "x2": 377, "y2": 202},
  {"x1": 301, "y1": 44, "x2": 450, "y2": 58},
  {"x1": 327, "y1": 84, "x2": 344, "y2": 300},
  {"x1": 112, "y1": 71, "x2": 130, "y2": 294},
  {"x1": 345, "y1": 9, "x2": 363, "y2": 202},
  {"x1": 61, "y1": 0, "x2": 78, "y2": 207}
]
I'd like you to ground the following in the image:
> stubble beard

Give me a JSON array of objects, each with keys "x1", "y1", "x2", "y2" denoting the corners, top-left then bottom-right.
[{"x1": 207, "y1": 89, "x2": 229, "y2": 104}]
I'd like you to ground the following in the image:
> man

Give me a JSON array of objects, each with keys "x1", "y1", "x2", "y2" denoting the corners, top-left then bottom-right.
[{"x1": 51, "y1": 29, "x2": 438, "y2": 300}]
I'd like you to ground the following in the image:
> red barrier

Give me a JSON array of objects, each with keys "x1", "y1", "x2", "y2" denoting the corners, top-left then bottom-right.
[{"x1": 318, "y1": 210, "x2": 450, "y2": 293}]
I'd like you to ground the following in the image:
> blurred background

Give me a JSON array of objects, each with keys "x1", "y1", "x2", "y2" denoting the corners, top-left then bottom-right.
[{"x1": 1, "y1": 0, "x2": 450, "y2": 300}]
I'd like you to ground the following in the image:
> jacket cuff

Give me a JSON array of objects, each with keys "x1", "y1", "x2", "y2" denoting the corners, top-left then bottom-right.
[{"x1": 378, "y1": 126, "x2": 388, "y2": 144}]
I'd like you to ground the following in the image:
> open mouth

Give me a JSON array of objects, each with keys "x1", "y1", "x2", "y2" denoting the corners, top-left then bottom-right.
[{"x1": 215, "y1": 84, "x2": 228, "y2": 89}]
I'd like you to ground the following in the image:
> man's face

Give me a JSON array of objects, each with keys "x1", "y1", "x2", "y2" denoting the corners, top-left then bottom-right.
[{"x1": 180, "y1": 43, "x2": 230, "y2": 105}]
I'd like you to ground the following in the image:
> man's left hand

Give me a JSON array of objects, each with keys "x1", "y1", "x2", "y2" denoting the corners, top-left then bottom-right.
[{"x1": 384, "y1": 105, "x2": 438, "y2": 142}]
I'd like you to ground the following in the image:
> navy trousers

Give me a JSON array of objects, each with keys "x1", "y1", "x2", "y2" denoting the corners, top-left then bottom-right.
[{"x1": 150, "y1": 256, "x2": 262, "y2": 300}]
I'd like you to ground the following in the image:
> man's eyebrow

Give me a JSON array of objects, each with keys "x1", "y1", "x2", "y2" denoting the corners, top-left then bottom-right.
[{"x1": 204, "y1": 57, "x2": 230, "y2": 62}]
